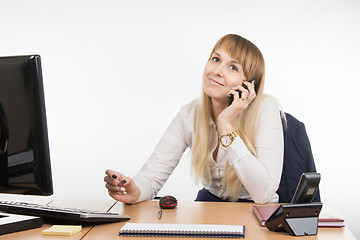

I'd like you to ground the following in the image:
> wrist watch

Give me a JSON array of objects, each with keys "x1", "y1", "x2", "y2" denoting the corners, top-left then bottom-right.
[{"x1": 219, "y1": 130, "x2": 239, "y2": 147}]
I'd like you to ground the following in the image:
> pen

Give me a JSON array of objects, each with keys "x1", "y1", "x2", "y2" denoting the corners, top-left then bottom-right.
[{"x1": 158, "y1": 209, "x2": 162, "y2": 219}]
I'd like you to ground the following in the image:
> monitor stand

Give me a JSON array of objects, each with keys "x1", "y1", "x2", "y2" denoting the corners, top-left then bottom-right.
[{"x1": 0, "y1": 212, "x2": 43, "y2": 235}]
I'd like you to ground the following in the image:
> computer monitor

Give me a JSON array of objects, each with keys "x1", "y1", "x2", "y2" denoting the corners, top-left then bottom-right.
[{"x1": 0, "y1": 54, "x2": 53, "y2": 234}]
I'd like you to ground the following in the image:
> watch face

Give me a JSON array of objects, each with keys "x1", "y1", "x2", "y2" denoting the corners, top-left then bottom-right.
[{"x1": 221, "y1": 135, "x2": 232, "y2": 146}]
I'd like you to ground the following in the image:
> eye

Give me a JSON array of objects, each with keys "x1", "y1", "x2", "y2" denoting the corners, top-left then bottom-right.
[
  {"x1": 211, "y1": 57, "x2": 220, "y2": 63},
  {"x1": 230, "y1": 65, "x2": 238, "y2": 71}
]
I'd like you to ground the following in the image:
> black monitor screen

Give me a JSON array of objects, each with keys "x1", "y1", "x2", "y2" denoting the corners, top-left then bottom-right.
[{"x1": 0, "y1": 55, "x2": 53, "y2": 196}]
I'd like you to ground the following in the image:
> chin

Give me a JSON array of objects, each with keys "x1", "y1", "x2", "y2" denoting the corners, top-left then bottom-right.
[{"x1": 204, "y1": 91, "x2": 227, "y2": 103}]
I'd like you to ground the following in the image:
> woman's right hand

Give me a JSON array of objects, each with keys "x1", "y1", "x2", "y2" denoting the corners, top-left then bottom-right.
[{"x1": 104, "y1": 169, "x2": 141, "y2": 204}]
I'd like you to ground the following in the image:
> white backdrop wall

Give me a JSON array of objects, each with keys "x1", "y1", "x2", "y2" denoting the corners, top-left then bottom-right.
[{"x1": 1, "y1": 0, "x2": 359, "y2": 238}]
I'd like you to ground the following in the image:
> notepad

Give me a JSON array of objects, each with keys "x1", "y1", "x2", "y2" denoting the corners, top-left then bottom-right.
[
  {"x1": 42, "y1": 225, "x2": 82, "y2": 236},
  {"x1": 119, "y1": 222, "x2": 245, "y2": 238}
]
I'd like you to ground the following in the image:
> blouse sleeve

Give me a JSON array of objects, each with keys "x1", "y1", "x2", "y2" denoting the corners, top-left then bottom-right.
[
  {"x1": 219, "y1": 97, "x2": 284, "y2": 203},
  {"x1": 132, "y1": 101, "x2": 195, "y2": 203}
]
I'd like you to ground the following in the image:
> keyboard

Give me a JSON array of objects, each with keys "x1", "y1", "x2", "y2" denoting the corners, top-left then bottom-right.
[{"x1": 0, "y1": 200, "x2": 130, "y2": 224}]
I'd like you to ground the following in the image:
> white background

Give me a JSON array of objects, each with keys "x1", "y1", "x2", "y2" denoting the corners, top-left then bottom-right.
[{"x1": 1, "y1": 0, "x2": 359, "y2": 238}]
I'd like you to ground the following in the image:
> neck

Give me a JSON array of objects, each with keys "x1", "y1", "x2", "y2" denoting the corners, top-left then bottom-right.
[{"x1": 211, "y1": 98, "x2": 227, "y2": 125}]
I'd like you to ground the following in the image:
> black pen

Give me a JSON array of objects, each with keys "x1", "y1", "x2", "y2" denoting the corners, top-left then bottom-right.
[{"x1": 158, "y1": 209, "x2": 162, "y2": 219}]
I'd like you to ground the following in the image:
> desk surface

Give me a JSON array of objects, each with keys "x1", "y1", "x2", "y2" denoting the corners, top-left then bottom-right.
[{"x1": 0, "y1": 200, "x2": 356, "y2": 240}]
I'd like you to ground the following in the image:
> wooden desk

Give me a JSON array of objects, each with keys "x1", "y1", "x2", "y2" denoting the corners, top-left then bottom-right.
[
  {"x1": 86, "y1": 201, "x2": 356, "y2": 240},
  {"x1": 0, "y1": 200, "x2": 356, "y2": 239},
  {"x1": 0, "y1": 200, "x2": 115, "y2": 240}
]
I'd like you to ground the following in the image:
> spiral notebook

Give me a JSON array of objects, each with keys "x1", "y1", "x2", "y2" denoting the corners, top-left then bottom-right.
[{"x1": 119, "y1": 223, "x2": 245, "y2": 238}]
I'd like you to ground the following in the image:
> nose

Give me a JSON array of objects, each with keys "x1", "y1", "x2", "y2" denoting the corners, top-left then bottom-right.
[{"x1": 214, "y1": 63, "x2": 225, "y2": 77}]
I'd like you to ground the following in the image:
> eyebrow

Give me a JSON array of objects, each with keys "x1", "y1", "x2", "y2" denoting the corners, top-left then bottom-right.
[{"x1": 213, "y1": 51, "x2": 241, "y2": 66}]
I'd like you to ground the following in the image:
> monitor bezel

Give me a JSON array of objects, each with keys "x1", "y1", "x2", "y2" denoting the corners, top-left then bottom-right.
[{"x1": 0, "y1": 54, "x2": 53, "y2": 196}]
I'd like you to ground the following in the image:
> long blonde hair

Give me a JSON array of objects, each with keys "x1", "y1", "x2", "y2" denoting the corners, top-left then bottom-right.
[{"x1": 192, "y1": 34, "x2": 266, "y2": 201}]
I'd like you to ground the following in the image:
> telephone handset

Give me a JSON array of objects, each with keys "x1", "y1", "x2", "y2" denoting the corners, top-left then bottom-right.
[{"x1": 227, "y1": 78, "x2": 257, "y2": 106}]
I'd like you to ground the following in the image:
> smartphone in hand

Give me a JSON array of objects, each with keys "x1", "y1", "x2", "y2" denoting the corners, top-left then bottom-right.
[{"x1": 227, "y1": 78, "x2": 257, "y2": 106}]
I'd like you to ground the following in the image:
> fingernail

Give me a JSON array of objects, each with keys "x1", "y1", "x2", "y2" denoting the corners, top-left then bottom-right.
[
  {"x1": 112, "y1": 174, "x2": 117, "y2": 179},
  {"x1": 120, "y1": 187, "x2": 126, "y2": 191},
  {"x1": 121, "y1": 180, "x2": 127, "y2": 184}
]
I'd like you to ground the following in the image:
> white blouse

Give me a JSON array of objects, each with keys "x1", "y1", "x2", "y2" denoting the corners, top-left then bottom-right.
[{"x1": 133, "y1": 97, "x2": 284, "y2": 204}]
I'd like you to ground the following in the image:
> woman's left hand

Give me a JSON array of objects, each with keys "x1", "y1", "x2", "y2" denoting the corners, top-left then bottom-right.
[{"x1": 217, "y1": 80, "x2": 257, "y2": 134}]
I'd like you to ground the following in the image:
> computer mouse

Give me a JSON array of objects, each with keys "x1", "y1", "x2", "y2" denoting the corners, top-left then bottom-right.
[{"x1": 159, "y1": 195, "x2": 178, "y2": 209}]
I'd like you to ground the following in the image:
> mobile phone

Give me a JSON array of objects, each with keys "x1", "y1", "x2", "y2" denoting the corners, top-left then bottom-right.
[{"x1": 227, "y1": 78, "x2": 257, "y2": 106}]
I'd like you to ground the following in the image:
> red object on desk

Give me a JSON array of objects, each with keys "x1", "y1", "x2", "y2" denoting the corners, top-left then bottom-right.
[{"x1": 252, "y1": 205, "x2": 345, "y2": 228}]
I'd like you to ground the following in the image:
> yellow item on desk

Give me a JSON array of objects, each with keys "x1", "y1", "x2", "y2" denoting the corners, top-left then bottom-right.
[{"x1": 42, "y1": 225, "x2": 82, "y2": 236}]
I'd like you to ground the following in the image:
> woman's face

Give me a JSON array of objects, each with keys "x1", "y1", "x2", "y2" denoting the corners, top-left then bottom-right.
[{"x1": 203, "y1": 48, "x2": 246, "y2": 103}]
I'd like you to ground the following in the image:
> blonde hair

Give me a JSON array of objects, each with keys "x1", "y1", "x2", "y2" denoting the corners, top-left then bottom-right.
[{"x1": 192, "y1": 34, "x2": 266, "y2": 201}]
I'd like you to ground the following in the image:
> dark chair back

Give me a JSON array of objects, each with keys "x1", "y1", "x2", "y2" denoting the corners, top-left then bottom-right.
[{"x1": 277, "y1": 112, "x2": 321, "y2": 203}]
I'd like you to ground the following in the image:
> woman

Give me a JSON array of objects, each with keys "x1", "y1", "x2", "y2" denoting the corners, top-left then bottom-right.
[{"x1": 104, "y1": 34, "x2": 284, "y2": 204}]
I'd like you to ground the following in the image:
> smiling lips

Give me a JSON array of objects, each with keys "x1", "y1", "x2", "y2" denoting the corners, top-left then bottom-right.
[{"x1": 209, "y1": 78, "x2": 224, "y2": 86}]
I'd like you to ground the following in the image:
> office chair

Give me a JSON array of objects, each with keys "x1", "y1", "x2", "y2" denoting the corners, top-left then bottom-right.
[{"x1": 276, "y1": 112, "x2": 321, "y2": 203}]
